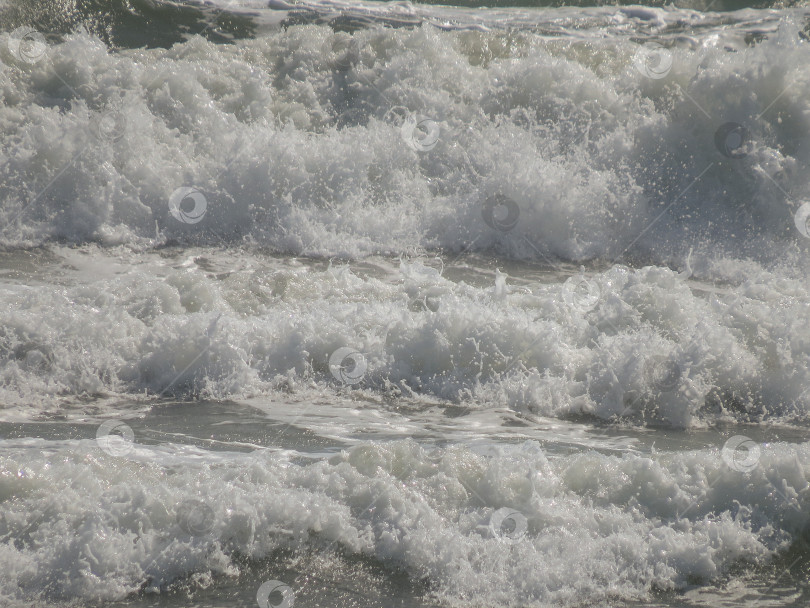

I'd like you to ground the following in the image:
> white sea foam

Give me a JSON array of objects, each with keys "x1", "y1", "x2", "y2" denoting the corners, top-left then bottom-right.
[
  {"x1": 0, "y1": 249, "x2": 808, "y2": 427},
  {"x1": 0, "y1": 436, "x2": 806, "y2": 606},
  {"x1": 0, "y1": 14, "x2": 808, "y2": 266},
  {"x1": 1, "y1": 7, "x2": 810, "y2": 606},
  {"x1": 1, "y1": 11, "x2": 809, "y2": 430}
]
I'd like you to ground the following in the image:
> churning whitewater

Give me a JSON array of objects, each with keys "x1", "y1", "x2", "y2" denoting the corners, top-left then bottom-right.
[{"x1": 1, "y1": 0, "x2": 810, "y2": 607}]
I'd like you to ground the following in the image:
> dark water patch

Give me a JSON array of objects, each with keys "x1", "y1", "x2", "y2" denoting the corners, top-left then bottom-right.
[{"x1": 0, "y1": 0, "x2": 257, "y2": 49}]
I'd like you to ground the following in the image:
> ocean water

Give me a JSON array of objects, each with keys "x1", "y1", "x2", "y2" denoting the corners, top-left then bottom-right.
[{"x1": 1, "y1": 0, "x2": 810, "y2": 606}]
